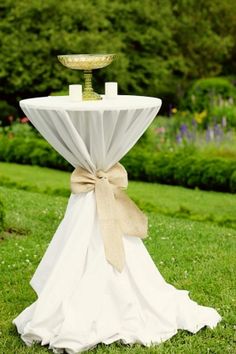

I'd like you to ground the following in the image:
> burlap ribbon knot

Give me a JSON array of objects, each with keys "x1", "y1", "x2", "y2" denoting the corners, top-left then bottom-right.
[{"x1": 70, "y1": 162, "x2": 148, "y2": 272}]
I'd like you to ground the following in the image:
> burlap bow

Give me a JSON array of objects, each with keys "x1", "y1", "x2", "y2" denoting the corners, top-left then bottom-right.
[{"x1": 70, "y1": 163, "x2": 148, "y2": 272}]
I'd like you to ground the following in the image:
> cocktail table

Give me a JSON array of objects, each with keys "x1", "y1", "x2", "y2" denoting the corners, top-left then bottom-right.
[{"x1": 13, "y1": 95, "x2": 221, "y2": 354}]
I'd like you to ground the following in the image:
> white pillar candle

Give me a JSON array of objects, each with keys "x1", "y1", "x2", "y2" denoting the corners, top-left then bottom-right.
[
  {"x1": 105, "y1": 82, "x2": 118, "y2": 98},
  {"x1": 69, "y1": 84, "x2": 82, "y2": 101}
]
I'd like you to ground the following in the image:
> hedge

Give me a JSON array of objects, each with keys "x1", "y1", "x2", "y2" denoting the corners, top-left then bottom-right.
[
  {"x1": 0, "y1": 136, "x2": 235, "y2": 193},
  {"x1": 0, "y1": 199, "x2": 5, "y2": 231},
  {"x1": 0, "y1": 136, "x2": 72, "y2": 171},
  {"x1": 122, "y1": 148, "x2": 236, "y2": 193}
]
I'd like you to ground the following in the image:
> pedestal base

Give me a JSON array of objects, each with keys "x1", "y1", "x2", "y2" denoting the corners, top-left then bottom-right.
[{"x1": 82, "y1": 91, "x2": 102, "y2": 101}]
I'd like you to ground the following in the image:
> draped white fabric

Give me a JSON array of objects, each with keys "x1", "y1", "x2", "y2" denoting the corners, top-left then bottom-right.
[{"x1": 13, "y1": 96, "x2": 221, "y2": 354}]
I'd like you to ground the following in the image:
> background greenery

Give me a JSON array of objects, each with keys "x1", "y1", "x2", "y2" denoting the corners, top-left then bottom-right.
[{"x1": 1, "y1": 0, "x2": 236, "y2": 116}]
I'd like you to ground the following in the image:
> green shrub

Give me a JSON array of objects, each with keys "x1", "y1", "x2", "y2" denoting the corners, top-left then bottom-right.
[
  {"x1": 1, "y1": 121, "x2": 39, "y2": 138},
  {"x1": 185, "y1": 77, "x2": 236, "y2": 112},
  {"x1": 122, "y1": 147, "x2": 236, "y2": 193},
  {"x1": 230, "y1": 171, "x2": 236, "y2": 193},
  {"x1": 0, "y1": 136, "x2": 72, "y2": 171},
  {"x1": 0, "y1": 100, "x2": 17, "y2": 126},
  {"x1": 0, "y1": 198, "x2": 5, "y2": 232},
  {"x1": 50, "y1": 90, "x2": 68, "y2": 96},
  {"x1": 0, "y1": 136, "x2": 236, "y2": 193},
  {"x1": 210, "y1": 105, "x2": 236, "y2": 127}
]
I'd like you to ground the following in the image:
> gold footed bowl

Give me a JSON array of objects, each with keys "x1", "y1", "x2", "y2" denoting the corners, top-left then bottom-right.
[{"x1": 57, "y1": 54, "x2": 116, "y2": 101}]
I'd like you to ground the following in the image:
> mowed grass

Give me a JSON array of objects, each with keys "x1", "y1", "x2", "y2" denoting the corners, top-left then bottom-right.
[{"x1": 0, "y1": 163, "x2": 235, "y2": 353}]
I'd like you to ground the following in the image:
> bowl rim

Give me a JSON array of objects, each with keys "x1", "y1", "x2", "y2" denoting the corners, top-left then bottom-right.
[{"x1": 57, "y1": 53, "x2": 116, "y2": 58}]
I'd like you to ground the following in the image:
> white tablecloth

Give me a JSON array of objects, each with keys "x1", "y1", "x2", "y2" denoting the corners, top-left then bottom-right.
[{"x1": 13, "y1": 95, "x2": 221, "y2": 354}]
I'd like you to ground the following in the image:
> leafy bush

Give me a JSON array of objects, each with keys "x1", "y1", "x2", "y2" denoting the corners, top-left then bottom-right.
[
  {"x1": 0, "y1": 100, "x2": 17, "y2": 126},
  {"x1": 230, "y1": 171, "x2": 236, "y2": 193},
  {"x1": 210, "y1": 105, "x2": 236, "y2": 128},
  {"x1": 122, "y1": 147, "x2": 236, "y2": 193},
  {"x1": 0, "y1": 137, "x2": 236, "y2": 193},
  {"x1": 1, "y1": 1, "x2": 236, "y2": 111},
  {"x1": 0, "y1": 137, "x2": 72, "y2": 171},
  {"x1": 0, "y1": 198, "x2": 5, "y2": 232},
  {"x1": 0, "y1": 121, "x2": 40, "y2": 138},
  {"x1": 185, "y1": 77, "x2": 236, "y2": 112}
]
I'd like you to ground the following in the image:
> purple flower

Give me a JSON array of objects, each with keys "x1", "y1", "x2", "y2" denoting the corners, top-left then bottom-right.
[
  {"x1": 176, "y1": 134, "x2": 182, "y2": 144},
  {"x1": 180, "y1": 124, "x2": 188, "y2": 136},
  {"x1": 168, "y1": 104, "x2": 173, "y2": 117},
  {"x1": 214, "y1": 124, "x2": 222, "y2": 136}
]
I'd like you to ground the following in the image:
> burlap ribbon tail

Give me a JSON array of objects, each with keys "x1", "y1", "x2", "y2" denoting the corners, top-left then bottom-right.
[{"x1": 70, "y1": 163, "x2": 147, "y2": 272}]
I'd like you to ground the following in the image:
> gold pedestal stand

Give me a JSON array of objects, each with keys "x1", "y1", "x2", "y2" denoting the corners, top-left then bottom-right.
[{"x1": 83, "y1": 70, "x2": 101, "y2": 101}]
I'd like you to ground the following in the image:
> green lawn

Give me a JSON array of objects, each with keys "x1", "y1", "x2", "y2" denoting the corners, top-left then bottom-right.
[{"x1": 0, "y1": 163, "x2": 235, "y2": 353}]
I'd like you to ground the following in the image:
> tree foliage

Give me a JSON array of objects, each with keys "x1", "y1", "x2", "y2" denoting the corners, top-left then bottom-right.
[{"x1": 0, "y1": 0, "x2": 235, "y2": 112}]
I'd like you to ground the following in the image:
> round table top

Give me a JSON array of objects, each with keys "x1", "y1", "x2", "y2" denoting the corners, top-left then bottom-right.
[{"x1": 20, "y1": 95, "x2": 162, "y2": 112}]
